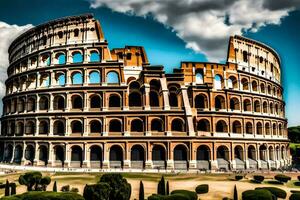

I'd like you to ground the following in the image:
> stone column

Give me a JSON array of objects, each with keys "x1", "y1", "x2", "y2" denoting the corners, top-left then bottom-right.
[
  {"x1": 102, "y1": 143, "x2": 109, "y2": 169},
  {"x1": 124, "y1": 143, "x2": 131, "y2": 169},
  {"x1": 145, "y1": 142, "x2": 152, "y2": 169},
  {"x1": 49, "y1": 94, "x2": 53, "y2": 111},
  {"x1": 82, "y1": 143, "x2": 89, "y2": 167},
  {"x1": 34, "y1": 142, "x2": 39, "y2": 166},
  {"x1": 166, "y1": 142, "x2": 174, "y2": 170},
  {"x1": 10, "y1": 142, "x2": 15, "y2": 163},
  {"x1": 48, "y1": 142, "x2": 53, "y2": 166},
  {"x1": 181, "y1": 86, "x2": 195, "y2": 136},
  {"x1": 144, "y1": 84, "x2": 150, "y2": 110},
  {"x1": 65, "y1": 143, "x2": 71, "y2": 167},
  {"x1": 49, "y1": 118, "x2": 54, "y2": 136},
  {"x1": 160, "y1": 78, "x2": 170, "y2": 110}
]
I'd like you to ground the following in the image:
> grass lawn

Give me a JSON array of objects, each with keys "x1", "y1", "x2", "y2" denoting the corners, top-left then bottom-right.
[{"x1": 0, "y1": 172, "x2": 299, "y2": 199}]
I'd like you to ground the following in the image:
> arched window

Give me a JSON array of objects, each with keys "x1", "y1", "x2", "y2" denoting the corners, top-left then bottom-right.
[
  {"x1": 216, "y1": 120, "x2": 227, "y2": 133},
  {"x1": 268, "y1": 85, "x2": 272, "y2": 94},
  {"x1": 263, "y1": 102, "x2": 268, "y2": 113},
  {"x1": 109, "y1": 119, "x2": 122, "y2": 132},
  {"x1": 241, "y1": 78, "x2": 249, "y2": 90},
  {"x1": 39, "y1": 121, "x2": 49, "y2": 135},
  {"x1": 90, "y1": 120, "x2": 102, "y2": 133},
  {"x1": 150, "y1": 91, "x2": 159, "y2": 107},
  {"x1": 72, "y1": 95, "x2": 83, "y2": 109},
  {"x1": 197, "y1": 119, "x2": 210, "y2": 132},
  {"x1": 39, "y1": 96, "x2": 49, "y2": 110},
  {"x1": 72, "y1": 121, "x2": 83, "y2": 134},
  {"x1": 214, "y1": 75, "x2": 222, "y2": 89},
  {"x1": 243, "y1": 99, "x2": 251, "y2": 112},
  {"x1": 260, "y1": 83, "x2": 265, "y2": 93},
  {"x1": 230, "y1": 98, "x2": 240, "y2": 110},
  {"x1": 53, "y1": 120, "x2": 64, "y2": 136},
  {"x1": 254, "y1": 100, "x2": 260, "y2": 112},
  {"x1": 252, "y1": 81, "x2": 258, "y2": 91},
  {"x1": 90, "y1": 51, "x2": 100, "y2": 62},
  {"x1": 57, "y1": 31, "x2": 63, "y2": 39},
  {"x1": 106, "y1": 71, "x2": 119, "y2": 84},
  {"x1": 25, "y1": 121, "x2": 35, "y2": 135},
  {"x1": 228, "y1": 76, "x2": 237, "y2": 89},
  {"x1": 246, "y1": 122, "x2": 253, "y2": 134},
  {"x1": 151, "y1": 119, "x2": 164, "y2": 132},
  {"x1": 273, "y1": 124, "x2": 277, "y2": 135},
  {"x1": 232, "y1": 121, "x2": 241, "y2": 133},
  {"x1": 41, "y1": 54, "x2": 50, "y2": 66},
  {"x1": 195, "y1": 94, "x2": 207, "y2": 109},
  {"x1": 131, "y1": 119, "x2": 143, "y2": 132},
  {"x1": 40, "y1": 74, "x2": 50, "y2": 87},
  {"x1": 89, "y1": 71, "x2": 101, "y2": 84},
  {"x1": 171, "y1": 119, "x2": 185, "y2": 132},
  {"x1": 72, "y1": 72, "x2": 83, "y2": 84},
  {"x1": 168, "y1": 86, "x2": 179, "y2": 107},
  {"x1": 109, "y1": 94, "x2": 121, "y2": 107},
  {"x1": 265, "y1": 123, "x2": 270, "y2": 135},
  {"x1": 74, "y1": 29, "x2": 79, "y2": 37},
  {"x1": 90, "y1": 95, "x2": 101, "y2": 108},
  {"x1": 57, "y1": 73, "x2": 65, "y2": 86},
  {"x1": 53, "y1": 96, "x2": 65, "y2": 110},
  {"x1": 243, "y1": 51, "x2": 248, "y2": 62},
  {"x1": 215, "y1": 95, "x2": 225, "y2": 110},
  {"x1": 57, "y1": 53, "x2": 66, "y2": 65},
  {"x1": 256, "y1": 122, "x2": 262, "y2": 135},
  {"x1": 195, "y1": 72, "x2": 203, "y2": 84},
  {"x1": 72, "y1": 52, "x2": 83, "y2": 63},
  {"x1": 270, "y1": 102, "x2": 274, "y2": 114},
  {"x1": 129, "y1": 92, "x2": 142, "y2": 107}
]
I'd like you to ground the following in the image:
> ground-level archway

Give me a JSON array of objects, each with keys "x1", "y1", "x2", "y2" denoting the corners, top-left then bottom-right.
[
  {"x1": 109, "y1": 145, "x2": 124, "y2": 169},
  {"x1": 152, "y1": 145, "x2": 166, "y2": 169},
  {"x1": 196, "y1": 145, "x2": 210, "y2": 170},
  {"x1": 173, "y1": 144, "x2": 188, "y2": 170},
  {"x1": 131, "y1": 145, "x2": 145, "y2": 169}
]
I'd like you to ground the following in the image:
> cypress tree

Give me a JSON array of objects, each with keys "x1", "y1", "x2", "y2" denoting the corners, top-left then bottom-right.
[
  {"x1": 53, "y1": 181, "x2": 57, "y2": 192},
  {"x1": 166, "y1": 181, "x2": 169, "y2": 195},
  {"x1": 5, "y1": 180, "x2": 10, "y2": 196},
  {"x1": 233, "y1": 185, "x2": 238, "y2": 200},
  {"x1": 10, "y1": 183, "x2": 16, "y2": 195},
  {"x1": 139, "y1": 181, "x2": 144, "y2": 200},
  {"x1": 157, "y1": 176, "x2": 166, "y2": 195}
]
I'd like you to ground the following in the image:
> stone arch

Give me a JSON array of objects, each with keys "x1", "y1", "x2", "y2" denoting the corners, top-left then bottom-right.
[
  {"x1": 260, "y1": 83, "x2": 266, "y2": 93},
  {"x1": 174, "y1": 144, "x2": 189, "y2": 170},
  {"x1": 234, "y1": 145, "x2": 245, "y2": 170},
  {"x1": 152, "y1": 144, "x2": 167, "y2": 169},
  {"x1": 39, "y1": 145, "x2": 48, "y2": 166},
  {"x1": 71, "y1": 120, "x2": 83, "y2": 134},
  {"x1": 256, "y1": 122, "x2": 263, "y2": 135},
  {"x1": 71, "y1": 145, "x2": 83, "y2": 167},
  {"x1": 131, "y1": 118, "x2": 144, "y2": 132},
  {"x1": 39, "y1": 120, "x2": 49, "y2": 135},
  {"x1": 109, "y1": 119, "x2": 122, "y2": 132},
  {"x1": 25, "y1": 144, "x2": 35, "y2": 164},
  {"x1": 53, "y1": 120, "x2": 65, "y2": 136},
  {"x1": 232, "y1": 121, "x2": 242, "y2": 134},
  {"x1": 230, "y1": 97, "x2": 240, "y2": 110},
  {"x1": 228, "y1": 76, "x2": 238, "y2": 89},
  {"x1": 109, "y1": 145, "x2": 124, "y2": 168},
  {"x1": 131, "y1": 145, "x2": 145, "y2": 169},
  {"x1": 72, "y1": 94, "x2": 83, "y2": 109},
  {"x1": 54, "y1": 145, "x2": 65, "y2": 166},
  {"x1": 13, "y1": 145, "x2": 23, "y2": 164},
  {"x1": 248, "y1": 145, "x2": 258, "y2": 169},
  {"x1": 39, "y1": 96, "x2": 49, "y2": 110},
  {"x1": 27, "y1": 97, "x2": 36, "y2": 111},
  {"x1": 241, "y1": 78, "x2": 249, "y2": 90},
  {"x1": 150, "y1": 79, "x2": 161, "y2": 107},
  {"x1": 216, "y1": 120, "x2": 228, "y2": 133},
  {"x1": 25, "y1": 120, "x2": 35, "y2": 135},
  {"x1": 196, "y1": 145, "x2": 211, "y2": 170},
  {"x1": 252, "y1": 81, "x2": 258, "y2": 91},
  {"x1": 90, "y1": 120, "x2": 102, "y2": 134},
  {"x1": 106, "y1": 71, "x2": 120, "y2": 84},
  {"x1": 273, "y1": 123, "x2": 277, "y2": 136},
  {"x1": 215, "y1": 95, "x2": 225, "y2": 110},
  {"x1": 90, "y1": 94, "x2": 102, "y2": 108},
  {"x1": 71, "y1": 71, "x2": 83, "y2": 84},
  {"x1": 90, "y1": 145, "x2": 103, "y2": 168},
  {"x1": 246, "y1": 122, "x2": 253, "y2": 134},
  {"x1": 195, "y1": 94, "x2": 208, "y2": 109},
  {"x1": 197, "y1": 119, "x2": 210, "y2": 132},
  {"x1": 129, "y1": 81, "x2": 142, "y2": 107},
  {"x1": 171, "y1": 118, "x2": 185, "y2": 132},
  {"x1": 254, "y1": 100, "x2": 261, "y2": 112},
  {"x1": 89, "y1": 71, "x2": 101, "y2": 84},
  {"x1": 259, "y1": 145, "x2": 267, "y2": 161},
  {"x1": 109, "y1": 93, "x2": 121, "y2": 107},
  {"x1": 72, "y1": 51, "x2": 83, "y2": 63},
  {"x1": 217, "y1": 145, "x2": 230, "y2": 170},
  {"x1": 214, "y1": 74, "x2": 223, "y2": 89},
  {"x1": 16, "y1": 121, "x2": 24, "y2": 136},
  {"x1": 243, "y1": 99, "x2": 251, "y2": 112},
  {"x1": 265, "y1": 122, "x2": 271, "y2": 135},
  {"x1": 53, "y1": 95, "x2": 65, "y2": 110},
  {"x1": 151, "y1": 118, "x2": 164, "y2": 132}
]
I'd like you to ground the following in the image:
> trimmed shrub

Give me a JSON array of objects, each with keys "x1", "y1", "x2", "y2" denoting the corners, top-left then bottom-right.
[
  {"x1": 294, "y1": 181, "x2": 300, "y2": 186},
  {"x1": 256, "y1": 187, "x2": 287, "y2": 199},
  {"x1": 71, "y1": 187, "x2": 79, "y2": 193},
  {"x1": 61, "y1": 185, "x2": 70, "y2": 192},
  {"x1": 157, "y1": 176, "x2": 166, "y2": 195},
  {"x1": 266, "y1": 180, "x2": 283, "y2": 185},
  {"x1": 147, "y1": 194, "x2": 189, "y2": 200},
  {"x1": 166, "y1": 181, "x2": 169, "y2": 195},
  {"x1": 274, "y1": 174, "x2": 291, "y2": 183},
  {"x1": 99, "y1": 173, "x2": 131, "y2": 200},
  {"x1": 18, "y1": 171, "x2": 42, "y2": 191},
  {"x1": 235, "y1": 175, "x2": 243, "y2": 181},
  {"x1": 253, "y1": 175, "x2": 264, "y2": 183},
  {"x1": 291, "y1": 190, "x2": 300, "y2": 194},
  {"x1": 290, "y1": 193, "x2": 300, "y2": 200},
  {"x1": 0, "y1": 191, "x2": 84, "y2": 200},
  {"x1": 53, "y1": 181, "x2": 57, "y2": 192},
  {"x1": 10, "y1": 183, "x2": 16, "y2": 195},
  {"x1": 195, "y1": 184, "x2": 209, "y2": 194},
  {"x1": 242, "y1": 189, "x2": 274, "y2": 200},
  {"x1": 40, "y1": 176, "x2": 51, "y2": 191},
  {"x1": 5, "y1": 180, "x2": 9, "y2": 196},
  {"x1": 234, "y1": 185, "x2": 238, "y2": 200},
  {"x1": 297, "y1": 176, "x2": 300, "y2": 181},
  {"x1": 139, "y1": 181, "x2": 144, "y2": 200},
  {"x1": 171, "y1": 190, "x2": 197, "y2": 200},
  {"x1": 83, "y1": 183, "x2": 111, "y2": 200}
]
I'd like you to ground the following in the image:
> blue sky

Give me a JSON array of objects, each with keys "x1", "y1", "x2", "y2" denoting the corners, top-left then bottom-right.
[{"x1": 0, "y1": 0, "x2": 299, "y2": 126}]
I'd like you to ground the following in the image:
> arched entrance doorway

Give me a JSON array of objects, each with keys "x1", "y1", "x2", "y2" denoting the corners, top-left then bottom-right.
[{"x1": 109, "y1": 145, "x2": 123, "y2": 169}]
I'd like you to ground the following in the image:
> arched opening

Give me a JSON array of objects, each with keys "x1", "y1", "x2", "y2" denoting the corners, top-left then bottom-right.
[
  {"x1": 232, "y1": 121, "x2": 242, "y2": 134},
  {"x1": 214, "y1": 74, "x2": 222, "y2": 89},
  {"x1": 39, "y1": 146, "x2": 48, "y2": 166},
  {"x1": 254, "y1": 100, "x2": 260, "y2": 112},
  {"x1": 56, "y1": 53, "x2": 66, "y2": 65},
  {"x1": 248, "y1": 145, "x2": 258, "y2": 169},
  {"x1": 18, "y1": 99, "x2": 25, "y2": 112},
  {"x1": 197, "y1": 119, "x2": 210, "y2": 132},
  {"x1": 72, "y1": 52, "x2": 83, "y2": 63},
  {"x1": 174, "y1": 145, "x2": 188, "y2": 170},
  {"x1": 234, "y1": 146, "x2": 244, "y2": 170},
  {"x1": 90, "y1": 120, "x2": 102, "y2": 134},
  {"x1": 56, "y1": 73, "x2": 65, "y2": 86},
  {"x1": 268, "y1": 146, "x2": 275, "y2": 167},
  {"x1": 131, "y1": 145, "x2": 145, "y2": 169},
  {"x1": 152, "y1": 145, "x2": 166, "y2": 169},
  {"x1": 4, "y1": 145, "x2": 13, "y2": 162},
  {"x1": 109, "y1": 119, "x2": 122, "y2": 132},
  {"x1": 263, "y1": 102, "x2": 268, "y2": 113},
  {"x1": 16, "y1": 122, "x2": 24, "y2": 136},
  {"x1": 72, "y1": 72, "x2": 83, "y2": 85},
  {"x1": 195, "y1": 94, "x2": 207, "y2": 109},
  {"x1": 25, "y1": 121, "x2": 35, "y2": 135},
  {"x1": 72, "y1": 95, "x2": 83, "y2": 109},
  {"x1": 151, "y1": 119, "x2": 164, "y2": 132},
  {"x1": 25, "y1": 145, "x2": 35, "y2": 165},
  {"x1": 195, "y1": 71, "x2": 204, "y2": 84},
  {"x1": 169, "y1": 91, "x2": 178, "y2": 107},
  {"x1": 279, "y1": 124, "x2": 282, "y2": 136},
  {"x1": 256, "y1": 122, "x2": 263, "y2": 135},
  {"x1": 39, "y1": 121, "x2": 49, "y2": 135},
  {"x1": 89, "y1": 71, "x2": 101, "y2": 84},
  {"x1": 217, "y1": 146, "x2": 230, "y2": 170},
  {"x1": 216, "y1": 120, "x2": 228, "y2": 133},
  {"x1": 109, "y1": 94, "x2": 121, "y2": 108},
  {"x1": 268, "y1": 85, "x2": 272, "y2": 95},
  {"x1": 90, "y1": 95, "x2": 101, "y2": 108},
  {"x1": 53, "y1": 96, "x2": 65, "y2": 110},
  {"x1": 281, "y1": 146, "x2": 285, "y2": 160},
  {"x1": 90, "y1": 51, "x2": 100, "y2": 62},
  {"x1": 71, "y1": 146, "x2": 83, "y2": 167},
  {"x1": 150, "y1": 80, "x2": 161, "y2": 107},
  {"x1": 129, "y1": 92, "x2": 142, "y2": 107},
  {"x1": 259, "y1": 145, "x2": 268, "y2": 169},
  {"x1": 246, "y1": 122, "x2": 253, "y2": 134},
  {"x1": 27, "y1": 98, "x2": 36, "y2": 111},
  {"x1": 106, "y1": 71, "x2": 119, "y2": 84},
  {"x1": 261, "y1": 83, "x2": 265, "y2": 93},
  {"x1": 215, "y1": 95, "x2": 225, "y2": 110},
  {"x1": 54, "y1": 146, "x2": 65, "y2": 167},
  {"x1": 196, "y1": 145, "x2": 210, "y2": 170},
  {"x1": 273, "y1": 124, "x2": 277, "y2": 136},
  {"x1": 39, "y1": 96, "x2": 49, "y2": 110},
  {"x1": 13, "y1": 145, "x2": 23, "y2": 164},
  {"x1": 243, "y1": 99, "x2": 251, "y2": 112},
  {"x1": 230, "y1": 98, "x2": 240, "y2": 110},
  {"x1": 228, "y1": 76, "x2": 238, "y2": 89},
  {"x1": 71, "y1": 120, "x2": 83, "y2": 134},
  {"x1": 252, "y1": 81, "x2": 258, "y2": 91},
  {"x1": 243, "y1": 51, "x2": 248, "y2": 62},
  {"x1": 53, "y1": 121, "x2": 64, "y2": 136},
  {"x1": 265, "y1": 123, "x2": 271, "y2": 135},
  {"x1": 171, "y1": 118, "x2": 185, "y2": 132},
  {"x1": 109, "y1": 145, "x2": 123, "y2": 168},
  {"x1": 270, "y1": 103, "x2": 274, "y2": 114},
  {"x1": 90, "y1": 145, "x2": 102, "y2": 168},
  {"x1": 131, "y1": 119, "x2": 143, "y2": 132},
  {"x1": 241, "y1": 78, "x2": 249, "y2": 90}
]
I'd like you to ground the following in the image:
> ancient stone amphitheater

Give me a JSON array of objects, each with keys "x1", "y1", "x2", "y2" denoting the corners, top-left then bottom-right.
[{"x1": 0, "y1": 14, "x2": 291, "y2": 172}]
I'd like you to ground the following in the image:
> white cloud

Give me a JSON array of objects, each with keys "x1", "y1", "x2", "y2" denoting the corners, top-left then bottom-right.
[
  {"x1": 88, "y1": 0, "x2": 294, "y2": 61},
  {"x1": 0, "y1": 22, "x2": 33, "y2": 97}
]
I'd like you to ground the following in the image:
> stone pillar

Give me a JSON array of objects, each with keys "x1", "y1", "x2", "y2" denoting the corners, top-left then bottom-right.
[
  {"x1": 167, "y1": 142, "x2": 174, "y2": 170},
  {"x1": 144, "y1": 84, "x2": 150, "y2": 110},
  {"x1": 36, "y1": 73, "x2": 40, "y2": 89},
  {"x1": 160, "y1": 78, "x2": 170, "y2": 110},
  {"x1": 35, "y1": 118, "x2": 39, "y2": 136},
  {"x1": 36, "y1": 95, "x2": 40, "y2": 112},
  {"x1": 83, "y1": 68, "x2": 88, "y2": 86},
  {"x1": 82, "y1": 143, "x2": 89, "y2": 168},
  {"x1": 48, "y1": 142, "x2": 53, "y2": 166},
  {"x1": 49, "y1": 94, "x2": 53, "y2": 111},
  {"x1": 124, "y1": 143, "x2": 131, "y2": 169},
  {"x1": 50, "y1": 70, "x2": 55, "y2": 88},
  {"x1": 49, "y1": 118, "x2": 54, "y2": 136},
  {"x1": 83, "y1": 118, "x2": 88, "y2": 136},
  {"x1": 102, "y1": 118, "x2": 108, "y2": 136},
  {"x1": 65, "y1": 143, "x2": 71, "y2": 167},
  {"x1": 34, "y1": 142, "x2": 39, "y2": 166},
  {"x1": 10, "y1": 142, "x2": 15, "y2": 163},
  {"x1": 84, "y1": 92, "x2": 88, "y2": 111},
  {"x1": 21, "y1": 142, "x2": 26, "y2": 165},
  {"x1": 181, "y1": 86, "x2": 195, "y2": 136},
  {"x1": 145, "y1": 142, "x2": 152, "y2": 169},
  {"x1": 102, "y1": 143, "x2": 109, "y2": 169}
]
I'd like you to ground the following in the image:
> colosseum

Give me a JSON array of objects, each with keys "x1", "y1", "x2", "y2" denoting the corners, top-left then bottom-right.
[{"x1": 0, "y1": 14, "x2": 291, "y2": 172}]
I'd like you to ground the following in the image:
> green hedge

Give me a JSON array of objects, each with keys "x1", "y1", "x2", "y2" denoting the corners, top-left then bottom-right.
[
  {"x1": 294, "y1": 182, "x2": 300, "y2": 186},
  {"x1": 148, "y1": 194, "x2": 190, "y2": 200},
  {"x1": 291, "y1": 190, "x2": 300, "y2": 194},
  {"x1": 83, "y1": 183, "x2": 111, "y2": 200},
  {"x1": 170, "y1": 190, "x2": 197, "y2": 200},
  {"x1": 0, "y1": 191, "x2": 84, "y2": 200},
  {"x1": 297, "y1": 176, "x2": 300, "y2": 181},
  {"x1": 252, "y1": 175, "x2": 264, "y2": 183},
  {"x1": 274, "y1": 174, "x2": 291, "y2": 183},
  {"x1": 242, "y1": 189, "x2": 274, "y2": 200},
  {"x1": 235, "y1": 175, "x2": 243, "y2": 181},
  {"x1": 195, "y1": 184, "x2": 209, "y2": 194},
  {"x1": 255, "y1": 187, "x2": 287, "y2": 199},
  {"x1": 266, "y1": 180, "x2": 283, "y2": 185},
  {"x1": 290, "y1": 193, "x2": 300, "y2": 200}
]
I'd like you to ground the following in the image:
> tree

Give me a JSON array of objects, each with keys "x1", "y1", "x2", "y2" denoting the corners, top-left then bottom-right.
[
  {"x1": 40, "y1": 176, "x2": 51, "y2": 191},
  {"x1": 157, "y1": 176, "x2": 166, "y2": 195},
  {"x1": 83, "y1": 183, "x2": 111, "y2": 200},
  {"x1": 19, "y1": 171, "x2": 42, "y2": 191},
  {"x1": 139, "y1": 181, "x2": 144, "y2": 200},
  {"x1": 99, "y1": 173, "x2": 131, "y2": 200},
  {"x1": 233, "y1": 185, "x2": 238, "y2": 200},
  {"x1": 166, "y1": 181, "x2": 169, "y2": 195},
  {"x1": 10, "y1": 183, "x2": 16, "y2": 195},
  {"x1": 5, "y1": 180, "x2": 10, "y2": 196},
  {"x1": 53, "y1": 181, "x2": 57, "y2": 192}
]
